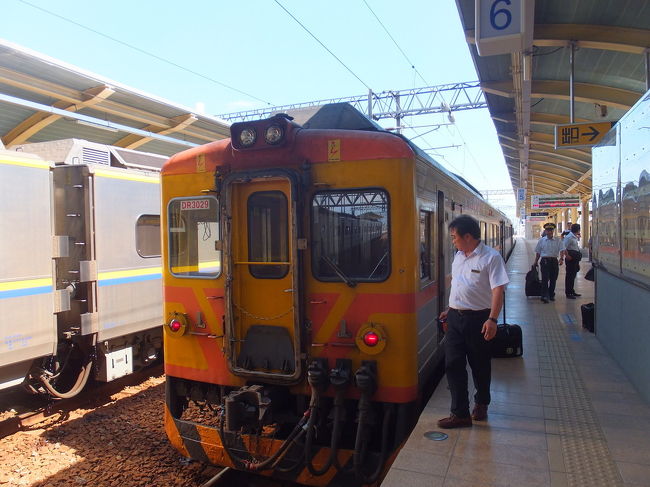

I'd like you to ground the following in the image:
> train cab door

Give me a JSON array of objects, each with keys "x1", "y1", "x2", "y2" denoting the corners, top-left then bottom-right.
[
  {"x1": 436, "y1": 190, "x2": 448, "y2": 340},
  {"x1": 223, "y1": 172, "x2": 302, "y2": 383}
]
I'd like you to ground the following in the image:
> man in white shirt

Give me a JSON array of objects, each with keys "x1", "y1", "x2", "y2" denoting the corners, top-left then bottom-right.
[
  {"x1": 437, "y1": 215, "x2": 509, "y2": 428},
  {"x1": 562, "y1": 223, "x2": 582, "y2": 298},
  {"x1": 534, "y1": 223, "x2": 564, "y2": 303}
]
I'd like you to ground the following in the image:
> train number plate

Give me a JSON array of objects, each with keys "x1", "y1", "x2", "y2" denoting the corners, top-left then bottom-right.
[{"x1": 181, "y1": 199, "x2": 210, "y2": 210}]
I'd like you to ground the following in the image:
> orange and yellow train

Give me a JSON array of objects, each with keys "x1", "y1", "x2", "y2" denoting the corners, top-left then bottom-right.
[{"x1": 162, "y1": 104, "x2": 513, "y2": 486}]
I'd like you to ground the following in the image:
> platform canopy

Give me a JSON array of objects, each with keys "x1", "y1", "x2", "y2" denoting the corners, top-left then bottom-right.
[
  {"x1": 0, "y1": 39, "x2": 230, "y2": 157},
  {"x1": 455, "y1": 0, "x2": 650, "y2": 215}
]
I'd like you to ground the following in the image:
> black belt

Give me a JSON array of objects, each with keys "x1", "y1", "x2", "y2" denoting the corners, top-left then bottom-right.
[
  {"x1": 541, "y1": 257, "x2": 558, "y2": 261},
  {"x1": 450, "y1": 308, "x2": 490, "y2": 316}
]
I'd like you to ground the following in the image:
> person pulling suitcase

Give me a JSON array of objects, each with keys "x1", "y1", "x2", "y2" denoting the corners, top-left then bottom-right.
[{"x1": 533, "y1": 223, "x2": 564, "y2": 303}]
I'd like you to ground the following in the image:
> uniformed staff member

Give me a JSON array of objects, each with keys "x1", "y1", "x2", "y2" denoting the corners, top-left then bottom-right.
[
  {"x1": 563, "y1": 223, "x2": 582, "y2": 298},
  {"x1": 437, "y1": 215, "x2": 509, "y2": 429},
  {"x1": 533, "y1": 223, "x2": 564, "y2": 303}
]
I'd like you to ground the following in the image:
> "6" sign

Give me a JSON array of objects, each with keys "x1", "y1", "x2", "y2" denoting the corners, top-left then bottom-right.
[{"x1": 476, "y1": 0, "x2": 529, "y2": 56}]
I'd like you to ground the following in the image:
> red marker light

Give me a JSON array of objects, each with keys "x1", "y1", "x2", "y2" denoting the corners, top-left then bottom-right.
[
  {"x1": 363, "y1": 331, "x2": 380, "y2": 347},
  {"x1": 169, "y1": 320, "x2": 182, "y2": 332}
]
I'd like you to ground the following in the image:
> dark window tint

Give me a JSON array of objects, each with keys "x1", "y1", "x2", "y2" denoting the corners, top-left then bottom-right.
[
  {"x1": 136, "y1": 214, "x2": 161, "y2": 258},
  {"x1": 248, "y1": 191, "x2": 289, "y2": 279},
  {"x1": 312, "y1": 189, "x2": 390, "y2": 282}
]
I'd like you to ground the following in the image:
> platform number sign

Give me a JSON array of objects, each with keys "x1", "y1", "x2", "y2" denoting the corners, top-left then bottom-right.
[{"x1": 475, "y1": 0, "x2": 532, "y2": 56}]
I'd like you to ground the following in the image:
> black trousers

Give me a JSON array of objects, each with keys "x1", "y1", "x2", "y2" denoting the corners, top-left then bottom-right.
[
  {"x1": 445, "y1": 308, "x2": 492, "y2": 417},
  {"x1": 565, "y1": 259, "x2": 579, "y2": 295},
  {"x1": 539, "y1": 257, "x2": 559, "y2": 299}
]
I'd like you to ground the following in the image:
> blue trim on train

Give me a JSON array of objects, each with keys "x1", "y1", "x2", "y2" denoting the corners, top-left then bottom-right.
[
  {"x1": 98, "y1": 273, "x2": 162, "y2": 287},
  {"x1": 0, "y1": 286, "x2": 52, "y2": 299}
]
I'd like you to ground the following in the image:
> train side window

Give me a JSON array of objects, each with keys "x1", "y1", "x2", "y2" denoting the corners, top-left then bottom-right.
[
  {"x1": 419, "y1": 210, "x2": 432, "y2": 281},
  {"x1": 480, "y1": 221, "x2": 487, "y2": 242},
  {"x1": 247, "y1": 191, "x2": 288, "y2": 279},
  {"x1": 312, "y1": 189, "x2": 390, "y2": 282},
  {"x1": 168, "y1": 196, "x2": 221, "y2": 278},
  {"x1": 136, "y1": 214, "x2": 161, "y2": 258}
]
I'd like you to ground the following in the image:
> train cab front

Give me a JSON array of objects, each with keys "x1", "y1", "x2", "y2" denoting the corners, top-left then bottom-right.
[{"x1": 162, "y1": 110, "x2": 411, "y2": 486}]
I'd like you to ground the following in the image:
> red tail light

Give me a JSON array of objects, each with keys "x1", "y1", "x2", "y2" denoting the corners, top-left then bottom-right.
[
  {"x1": 363, "y1": 331, "x2": 380, "y2": 347},
  {"x1": 169, "y1": 320, "x2": 182, "y2": 332}
]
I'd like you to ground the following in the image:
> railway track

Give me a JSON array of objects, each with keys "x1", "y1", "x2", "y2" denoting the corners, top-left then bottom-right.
[{"x1": 0, "y1": 363, "x2": 164, "y2": 439}]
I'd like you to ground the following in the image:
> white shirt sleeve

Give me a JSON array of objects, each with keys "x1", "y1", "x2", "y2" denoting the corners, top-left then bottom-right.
[
  {"x1": 488, "y1": 253, "x2": 510, "y2": 289},
  {"x1": 535, "y1": 238, "x2": 542, "y2": 254}
]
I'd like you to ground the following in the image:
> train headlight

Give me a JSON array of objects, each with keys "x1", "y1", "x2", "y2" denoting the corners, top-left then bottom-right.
[
  {"x1": 356, "y1": 323, "x2": 387, "y2": 354},
  {"x1": 239, "y1": 128, "x2": 257, "y2": 148},
  {"x1": 167, "y1": 313, "x2": 187, "y2": 336},
  {"x1": 264, "y1": 124, "x2": 284, "y2": 145}
]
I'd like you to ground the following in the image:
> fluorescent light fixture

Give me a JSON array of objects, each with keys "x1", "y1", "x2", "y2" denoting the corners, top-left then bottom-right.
[{"x1": 75, "y1": 119, "x2": 119, "y2": 132}]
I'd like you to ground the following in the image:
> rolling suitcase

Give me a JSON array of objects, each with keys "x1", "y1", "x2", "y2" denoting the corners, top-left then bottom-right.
[
  {"x1": 492, "y1": 291, "x2": 523, "y2": 358},
  {"x1": 581, "y1": 303, "x2": 594, "y2": 332},
  {"x1": 525, "y1": 265, "x2": 542, "y2": 297}
]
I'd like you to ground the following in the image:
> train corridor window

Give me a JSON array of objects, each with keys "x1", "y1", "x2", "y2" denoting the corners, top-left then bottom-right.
[
  {"x1": 168, "y1": 197, "x2": 221, "y2": 278},
  {"x1": 248, "y1": 191, "x2": 288, "y2": 279},
  {"x1": 419, "y1": 210, "x2": 432, "y2": 281},
  {"x1": 480, "y1": 221, "x2": 487, "y2": 242},
  {"x1": 312, "y1": 189, "x2": 390, "y2": 282},
  {"x1": 136, "y1": 214, "x2": 161, "y2": 258}
]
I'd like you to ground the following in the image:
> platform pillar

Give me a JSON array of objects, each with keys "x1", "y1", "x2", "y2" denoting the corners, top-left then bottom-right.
[{"x1": 581, "y1": 198, "x2": 590, "y2": 250}]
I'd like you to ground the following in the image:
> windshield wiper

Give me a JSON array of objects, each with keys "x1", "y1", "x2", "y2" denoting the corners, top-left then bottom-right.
[{"x1": 321, "y1": 255, "x2": 357, "y2": 288}]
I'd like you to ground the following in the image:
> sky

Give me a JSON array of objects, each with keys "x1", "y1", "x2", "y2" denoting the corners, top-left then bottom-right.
[{"x1": 2, "y1": 0, "x2": 515, "y2": 219}]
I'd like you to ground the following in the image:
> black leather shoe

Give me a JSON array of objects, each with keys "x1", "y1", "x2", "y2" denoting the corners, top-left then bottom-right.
[
  {"x1": 549, "y1": 296, "x2": 555, "y2": 301},
  {"x1": 541, "y1": 297, "x2": 549, "y2": 303},
  {"x1": 566, "y1": 295, "x2": 576, "y2": 299},
  {"x1": 571, "y1": 293, "x2": 582, "y2": 297},
  {"x1": 437, "y1": 414, "x2": 472, "y2": 429}
]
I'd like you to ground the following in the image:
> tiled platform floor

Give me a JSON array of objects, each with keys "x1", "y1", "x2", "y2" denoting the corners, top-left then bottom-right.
[{"x1": 383, "y1": 238, "x2": 650, "y2": 487}]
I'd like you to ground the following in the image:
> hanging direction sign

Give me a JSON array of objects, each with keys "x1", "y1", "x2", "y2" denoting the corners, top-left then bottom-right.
[
  {"x1": 531, "y1": 194, "x2": 581, "y2": 209},
  {"x1": 530, "y1": 211, "x2": 549, "y2": 216},
  {"x1": 554, "y1": 121, "x2": 615, "y2": 149},
  {"x1": 528, "y1": 216, "x2": 548, "y2": 222}
]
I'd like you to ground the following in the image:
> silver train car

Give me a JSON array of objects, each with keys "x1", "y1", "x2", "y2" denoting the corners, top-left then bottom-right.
[{"x1": 0, "y1": 139, "x2": 164, "y2": 397}]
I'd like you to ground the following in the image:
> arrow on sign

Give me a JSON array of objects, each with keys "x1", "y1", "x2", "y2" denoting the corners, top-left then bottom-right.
[{"x1": 583, "y1": 126, "x2": 600, "y2": 142}]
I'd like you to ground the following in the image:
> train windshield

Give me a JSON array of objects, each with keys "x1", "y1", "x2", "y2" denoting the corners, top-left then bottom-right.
[
  {"x1": 168, "y1": 196, "x2": 221, "y2": 278},
  {"x1": 311, "y1": 189, "x2": 390, "y2": 282}
]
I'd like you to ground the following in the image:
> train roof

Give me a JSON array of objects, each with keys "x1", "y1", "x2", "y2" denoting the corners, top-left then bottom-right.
[{"x1": 302, "y1": 103, "x2": 485, "y2": 199}]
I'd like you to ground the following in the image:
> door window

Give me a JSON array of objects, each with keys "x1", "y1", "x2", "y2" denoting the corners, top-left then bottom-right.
[{"x1": 248, "y1": 191, "x2": 289, "y2": 279}]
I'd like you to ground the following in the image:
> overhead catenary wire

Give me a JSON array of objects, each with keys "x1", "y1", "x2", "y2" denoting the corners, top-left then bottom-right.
[
  {"x1": 273, "y1": 0, "x2": 372, "y2": 91},
  {"x1": 17, "y1": 0, "x2": 272, "y2": 105},
  {"x1": 361, "y1": 0, "x2": 429, "y2": 86}
]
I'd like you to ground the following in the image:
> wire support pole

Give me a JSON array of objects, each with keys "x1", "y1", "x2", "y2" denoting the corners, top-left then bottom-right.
[
  {"x1": 217, "y1": 81, "x2": 486, "y2": 122},
  {"x1": 569, "y1": 41, "x2": 576, "y2": 123}
]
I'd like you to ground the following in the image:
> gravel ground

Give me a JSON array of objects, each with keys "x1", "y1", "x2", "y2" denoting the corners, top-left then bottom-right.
[{"x1": 0, "y1": 375, "x2": 211, "y2": 487}]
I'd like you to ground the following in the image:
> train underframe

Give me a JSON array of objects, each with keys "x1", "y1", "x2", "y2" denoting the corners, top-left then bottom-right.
[
  {"x1": 165, "y1": 360, "x2": 420, "y2": 486},
  {"x1": 23, "y1": 328, "x2": 162, "y2": 399}
]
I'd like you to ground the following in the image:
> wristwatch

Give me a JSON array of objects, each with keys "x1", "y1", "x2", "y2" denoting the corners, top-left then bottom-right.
[{"x1": 488, "y1": 317, "x2": 498, "y2": 323}]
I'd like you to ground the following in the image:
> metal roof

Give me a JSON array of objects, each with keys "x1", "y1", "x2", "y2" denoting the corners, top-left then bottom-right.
[
  {"x1": 0, "y1": 39, "x2": 230, "y2": 157},
  {"x1": 455, "y1": 0, "x2": 650, "y2": 209}
]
